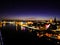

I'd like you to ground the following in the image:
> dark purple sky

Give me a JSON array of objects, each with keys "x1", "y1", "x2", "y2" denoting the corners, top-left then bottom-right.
[{"x1": 0, "y1": 0, "x2": 60, "y2": 20}]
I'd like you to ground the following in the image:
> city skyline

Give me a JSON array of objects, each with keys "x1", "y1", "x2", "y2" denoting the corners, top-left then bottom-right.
[{"x1": 0, "y1": 14, "x2": 60, "y2": 20}]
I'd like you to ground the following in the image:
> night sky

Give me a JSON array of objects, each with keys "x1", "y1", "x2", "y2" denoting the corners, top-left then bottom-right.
[{"x1": 0, "y1": 0, "x2": 60, "y2": 20}]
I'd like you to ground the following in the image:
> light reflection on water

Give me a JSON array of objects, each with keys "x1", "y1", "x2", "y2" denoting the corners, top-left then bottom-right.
[{"x1": 1, "y1": 22, "x2": 60, "y2": 41}]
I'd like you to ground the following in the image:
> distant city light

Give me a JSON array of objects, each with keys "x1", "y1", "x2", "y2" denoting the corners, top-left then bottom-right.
[{"x1": 9, "y1": 22, "x2": 15, "y2": 24}]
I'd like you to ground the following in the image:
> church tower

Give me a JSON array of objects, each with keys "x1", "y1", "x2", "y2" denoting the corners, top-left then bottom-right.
[{"x1": 49, "y1": 18, "x2": 53, "y2": 23}]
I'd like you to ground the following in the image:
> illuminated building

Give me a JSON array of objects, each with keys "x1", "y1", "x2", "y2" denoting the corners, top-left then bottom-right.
[{"x1": 49, "y1": 18, "x2": 53, "y2": 23}]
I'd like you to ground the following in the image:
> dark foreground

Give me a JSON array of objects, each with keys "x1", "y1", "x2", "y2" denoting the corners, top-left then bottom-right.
[{"x1": 1, "y1": 26, "x2": 60, "y2": 45}]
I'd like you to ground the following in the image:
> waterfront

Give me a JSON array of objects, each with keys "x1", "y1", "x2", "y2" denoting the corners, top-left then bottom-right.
[{"x1": 0, "y1": 19, "x2": 60, "y2": 45}]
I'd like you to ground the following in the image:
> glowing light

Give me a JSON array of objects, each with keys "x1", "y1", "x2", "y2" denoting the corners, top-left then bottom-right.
[
  {"x1": 0, "y1": 22, "x2": 2, "y2": 27},
  {"x1": 3, "y1": 24, "x2": 6, "y2": 26},
  {"x1": 21, "y1": 26, "x2": 26, "y2": 30},
  {"x1": 29, "y1": 30, "x2": 32, "y2": 32},
  {"x1": 37, "y1": 33, "x2": 39, "y2": 36},
  {"x1": 40, "y1": 34, "x2": 43, "y2": 37},
  {"x1": 48, "y1": 34, "x2": 52, "y2": 37},
  {"x1": 20, "y1": 22, "x2": 23, "y2": 25},
  {"x1": 57, "y1": 35, "x2": 60, "y2": 40},
  {"x1": 2, "y1": 21, "x2": 6, "y2": 23},
  {"x1": 57, "y1": 42, "x2": 60, "y2": 44},
  {"x1": 27, "y1": 22, "x2": 33, "y2": 24},
  {"x1": 48, "y1": 39, "x2": 51, "y2": 40},
  {"x1": 45, "y1": 33, "x2": 49, "y2": 37},
  {"x1": 45, "y1": 24, "x2": 50, "y2": 29},
  {"x1": 9, "y1": 22, "x2": 15, "y2": 24},
  {"x1": 16, "y1": 22, "x2": 21, "y2": 25}
]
